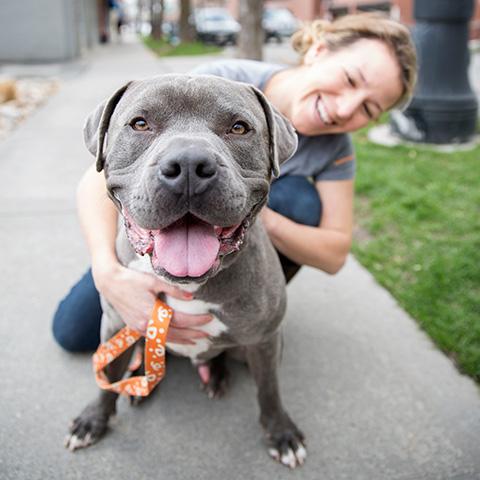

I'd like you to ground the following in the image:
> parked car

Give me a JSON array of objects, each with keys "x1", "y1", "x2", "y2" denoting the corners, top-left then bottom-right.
[
  {"x1": 194, "y1": 8, "x2": 241, "y2": 46},
  {"x1": 262, "y1": 7, "x2": 300, "y2": 43}
]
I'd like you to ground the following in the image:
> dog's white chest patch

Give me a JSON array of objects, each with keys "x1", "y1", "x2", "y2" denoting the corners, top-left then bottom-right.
[
  {"x1": 164, "y1": 296, "x2": 227, "y2": 362},
  {"x1": 127, "y1": 255, "x2": 228, "y2": 362}
]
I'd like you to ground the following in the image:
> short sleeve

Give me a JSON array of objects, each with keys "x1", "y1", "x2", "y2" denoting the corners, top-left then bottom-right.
[
  {"x1": 314, "y1": 134, "x2": 356, "y2": 182},
  {"x1": 188, "y1": 60, "x2": 284, "y2": 89},
  {"x1": 188, "y1": 61, "x2": 248, "y2": 83},
  {"x1": 189, "y1": 62, "x2": 225, "y2": 76}
]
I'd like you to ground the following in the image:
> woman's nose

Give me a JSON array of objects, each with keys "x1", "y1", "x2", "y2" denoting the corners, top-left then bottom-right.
[{"x1": 336, "y1": 91, "x2": 365, "y2": 120}]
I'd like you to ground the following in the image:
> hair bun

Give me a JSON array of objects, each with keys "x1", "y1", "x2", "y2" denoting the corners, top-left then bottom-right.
[{"x1": 291, "y1": 20, "x2": 331, "y2": 56}]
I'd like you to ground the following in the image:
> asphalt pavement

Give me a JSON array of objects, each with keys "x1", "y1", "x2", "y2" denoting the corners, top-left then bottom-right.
[{"x1": 1, "y1": 38, "x2": 480, "y2": 480}]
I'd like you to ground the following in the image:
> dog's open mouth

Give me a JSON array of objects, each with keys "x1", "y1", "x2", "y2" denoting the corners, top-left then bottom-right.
[{"x1": 123, "y1": 210, "x2": 251, "y2": 279}]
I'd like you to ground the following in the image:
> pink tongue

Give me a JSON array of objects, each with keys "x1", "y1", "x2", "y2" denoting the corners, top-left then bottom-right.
[{"x1": 152, "y1": 217, "x2": 220, "y2": 277}]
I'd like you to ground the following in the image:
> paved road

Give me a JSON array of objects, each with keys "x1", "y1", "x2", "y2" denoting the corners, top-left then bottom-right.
[{"x1": 1, "y1": 39, "x2": 480, "y2": 480}]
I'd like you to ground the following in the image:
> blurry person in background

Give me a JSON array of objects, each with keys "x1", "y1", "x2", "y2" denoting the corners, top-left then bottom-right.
[
  {"x1": 99, "y1": 0, "x2": 126, "y2": 43},
  {"x1": 109, "y1": 0, "x2": 126, "y2": 42}
]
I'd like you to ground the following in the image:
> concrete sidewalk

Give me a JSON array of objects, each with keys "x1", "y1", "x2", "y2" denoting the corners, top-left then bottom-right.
[{"x1": 1, "y1": 39, "x2": 480, "y2": 480}]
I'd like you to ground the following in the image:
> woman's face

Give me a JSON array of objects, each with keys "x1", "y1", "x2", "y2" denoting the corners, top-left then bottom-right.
[{"x1": 289, "y1": 38, "x2": 403, "y2": 136}]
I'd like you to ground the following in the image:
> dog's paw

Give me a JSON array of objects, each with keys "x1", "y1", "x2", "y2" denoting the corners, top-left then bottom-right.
[
  {"x1": 267, "y1": 437, "x2": 307, "y2": 469},
  {"x1": 198, "y1": 353, "x2": 229, "y2": 399},
  {"x1": 64, "y1": 404, "x2": 111, "y2": 452},
  {"x1": 262, "y1": 413, "x2": 307, "y2": 468},
  {"x1": 200, "y1": 370, "x2": 229, "y2": 399}
]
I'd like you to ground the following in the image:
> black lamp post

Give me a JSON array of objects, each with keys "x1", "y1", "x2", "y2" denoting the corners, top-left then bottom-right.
[{"x1": 391, "y1": 0, "x2": 478, "y2": 144}]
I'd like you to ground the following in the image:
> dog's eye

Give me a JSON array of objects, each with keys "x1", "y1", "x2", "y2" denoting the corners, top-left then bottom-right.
[
  {"x1": 130, "y1": 117, "x2": 149, "y2": 131},
  {"x1": 229, "y1": 121, "x2": 250, "y2": 135}
]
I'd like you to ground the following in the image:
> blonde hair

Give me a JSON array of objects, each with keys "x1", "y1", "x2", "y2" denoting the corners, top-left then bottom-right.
[{"x1": 291, "y1": 12, "x2": 417, "y2": 109}]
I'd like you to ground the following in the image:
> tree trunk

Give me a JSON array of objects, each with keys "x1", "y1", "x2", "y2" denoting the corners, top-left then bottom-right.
[
  {"x1": 179, "y1": 0, "x2": 195, "y2": 43},
  {"x1": 150, "y1": 0, "x2": 164, "y2": 40},
  {"x1": 135, "y1": 0, "x2": 145, "y2": 34},
  {"x1": 238, "y1": 0, "x2": 264, "y2": 60}
]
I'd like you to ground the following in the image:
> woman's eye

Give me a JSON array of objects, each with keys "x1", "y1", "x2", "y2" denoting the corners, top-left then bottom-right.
[
  {"x1": 363, "y1": 103, "x2": 373, "y2": 119},
  {"x1": 345, "y1": 71, "x2": 355, "y2": 87},
  {"x1": 229, "y1": 121, "x2": 250, "y2": 135},
  {"x1": 130, "y1": 117, "x2": 149, "y2": 131}
]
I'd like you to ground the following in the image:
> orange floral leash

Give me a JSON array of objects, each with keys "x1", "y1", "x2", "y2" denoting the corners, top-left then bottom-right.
[{"x1": 92, "y1": 299, "x2": 173, "y2": 397}]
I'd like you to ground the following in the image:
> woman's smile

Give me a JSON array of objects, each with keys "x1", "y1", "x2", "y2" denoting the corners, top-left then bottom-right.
[{"x1": 315, "y1": 96, "x2": 334, "y2": 126}]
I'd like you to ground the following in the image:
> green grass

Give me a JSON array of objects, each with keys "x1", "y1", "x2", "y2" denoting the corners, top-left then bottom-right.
[
  {"x1": 142, "y1": 36, "x2": 223, "y2": 57},
  {"x1": 351, "y1": 127, "x2": 480, "y2": 380}
]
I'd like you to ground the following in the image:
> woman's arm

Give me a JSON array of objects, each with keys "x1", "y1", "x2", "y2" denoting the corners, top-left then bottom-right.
[
  {"x1": 262, "y1": 179, "x2": 354, "y2": 274},
  {"x1": 76, "y1": 164, "x2": 212, "y2": 341},
  {"x1": 76, "y1": 163, "x2": 119, "y2": 280}
]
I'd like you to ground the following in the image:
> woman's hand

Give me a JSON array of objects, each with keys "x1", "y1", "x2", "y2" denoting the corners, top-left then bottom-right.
[
  {"x1": 260, "y1": 206, "x2": 281, "y2": 235},
  {"x1": 92, "y1": 260, "x2": 212, "y2": 344}
]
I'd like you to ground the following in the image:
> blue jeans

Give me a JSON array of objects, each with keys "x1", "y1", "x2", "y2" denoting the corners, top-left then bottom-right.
[{"x1": 52, "y1": 175, "x2": 322, "y2": 352}]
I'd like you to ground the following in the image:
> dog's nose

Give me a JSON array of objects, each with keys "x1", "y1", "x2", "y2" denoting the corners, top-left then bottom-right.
[{"x1": 158, "y1": 149, "x2": 218, "y2": 196}]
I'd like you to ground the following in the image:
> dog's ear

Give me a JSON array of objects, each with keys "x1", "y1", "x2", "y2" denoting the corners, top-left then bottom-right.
[
  {"x1": 251, "y1": 86, "x2": 298, "y2": 178},
  {"x1": 84, "y1": 81, "x2": 132, "y2": 172}
]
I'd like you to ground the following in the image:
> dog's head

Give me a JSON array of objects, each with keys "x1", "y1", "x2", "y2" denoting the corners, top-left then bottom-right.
[{"x1": 84, "y1": 74, "x2": 297, "y2": 284}]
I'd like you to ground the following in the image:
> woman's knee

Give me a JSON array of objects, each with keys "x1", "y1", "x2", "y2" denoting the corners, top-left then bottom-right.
[
  {"x1": 51, "y1": 269, "x2": 102, "y2": 352},
  {"x1": 52, "y1": 309, "x2": 86, "y2": 352},
  {"x1": 268, "y1": 175, "x2": 322, "y2": 227}
]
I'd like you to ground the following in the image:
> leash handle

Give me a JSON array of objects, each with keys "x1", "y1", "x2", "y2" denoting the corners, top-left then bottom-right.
[{"x1": 92, "y1": 299, "x2": 173, "y2": 397}]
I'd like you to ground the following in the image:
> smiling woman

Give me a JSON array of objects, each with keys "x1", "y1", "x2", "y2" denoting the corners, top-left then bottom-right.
[{"x1": 189, "y1": 12, "x2": 416, "y2": 280}]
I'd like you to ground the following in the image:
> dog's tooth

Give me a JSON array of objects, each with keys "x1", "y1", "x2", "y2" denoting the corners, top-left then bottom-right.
[{"x1": 221, "y1": 224, "x2": 239, "y2": 239}]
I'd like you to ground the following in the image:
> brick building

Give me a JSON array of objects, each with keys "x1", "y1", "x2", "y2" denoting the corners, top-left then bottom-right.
[{"x1": 222, "y1": 0, "x2": 480, "y2": 38}]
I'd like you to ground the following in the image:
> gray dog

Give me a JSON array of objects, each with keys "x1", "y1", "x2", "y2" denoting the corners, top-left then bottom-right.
[{"x1": 65, "y1": 74, "x2": 306, "y2": 468}]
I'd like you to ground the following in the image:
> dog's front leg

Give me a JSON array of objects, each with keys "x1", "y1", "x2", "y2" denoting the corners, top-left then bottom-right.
[
  {"x1": 65, "y1": 318, "x2": 134, "y2": 451},
  {"x1": 246, "y1": 333, "x2": 307, "y2": 468}
]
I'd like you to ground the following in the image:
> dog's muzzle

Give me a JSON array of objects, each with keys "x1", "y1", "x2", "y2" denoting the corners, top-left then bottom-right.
[{"x1": 157, "y1": 146, "x2": 219, "y2": 197}]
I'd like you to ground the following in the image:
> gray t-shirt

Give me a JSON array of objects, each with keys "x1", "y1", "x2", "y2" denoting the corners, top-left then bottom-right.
[{"x1": 190, "y1": 59, "x2": 355, "y2": 182}]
